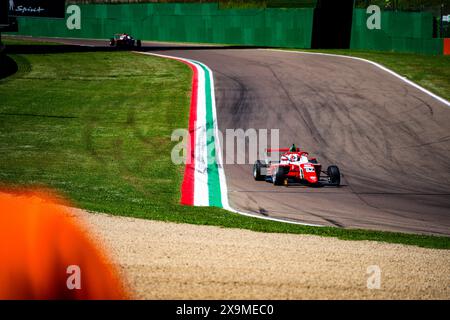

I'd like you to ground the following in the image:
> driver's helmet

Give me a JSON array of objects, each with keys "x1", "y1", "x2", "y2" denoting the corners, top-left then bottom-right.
[{"x1": 290, "y1": 154, "x2": 299, "y2": 162}]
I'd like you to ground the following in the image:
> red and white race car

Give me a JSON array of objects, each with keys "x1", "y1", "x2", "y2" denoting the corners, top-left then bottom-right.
[
  {"x1": 109, "y1": 33, "x2": 142, "y2": 49},
  {"x1": 253, "y1": 145, "x2": 341, "y2": 187}
]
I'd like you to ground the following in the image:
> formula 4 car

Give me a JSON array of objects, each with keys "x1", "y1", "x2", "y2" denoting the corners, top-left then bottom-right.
[
  {"x1": 109, "y1": 34, "x2": 142, "y2": 49},
  {"x1": 253, "y1": 145, "x2": 341, "y2": 187}
]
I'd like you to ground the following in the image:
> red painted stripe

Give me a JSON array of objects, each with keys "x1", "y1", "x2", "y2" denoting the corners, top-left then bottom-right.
[{"x1": 176, "y1": 59, "x2": 198, "y2": 206}]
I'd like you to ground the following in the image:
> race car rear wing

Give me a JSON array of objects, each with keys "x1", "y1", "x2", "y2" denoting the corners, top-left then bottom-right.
[{"x1": 266, "y1": 148, "x2": 300, "y2": 153}]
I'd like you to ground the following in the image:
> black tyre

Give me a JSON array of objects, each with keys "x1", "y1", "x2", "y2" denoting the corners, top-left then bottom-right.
[
  {"x1": 327, "y1": 165, "x2": 341, "y2": 186},
  {"x1": 272, "y1": 167, "x2": 284, "y2": 186},
  {"x1": 253, "y1": 160, "x2": 265, "y2": 181}
]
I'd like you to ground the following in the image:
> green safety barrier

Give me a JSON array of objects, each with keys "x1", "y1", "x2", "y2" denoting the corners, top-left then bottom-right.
[
  {"x1": 7, "y1": 4, "x2": 444, "y2": 54},
  {"x1": 10, "y1": 3, "x2": 314, "y2": 48},
  {"x1": 351, "y1": 8, "x2": 443, "y2": 55}
]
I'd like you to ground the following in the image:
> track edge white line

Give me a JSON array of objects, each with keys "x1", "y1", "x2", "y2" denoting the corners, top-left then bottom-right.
[{"x1": 264, "y1": 48, "x2": 450, "y2": 108}]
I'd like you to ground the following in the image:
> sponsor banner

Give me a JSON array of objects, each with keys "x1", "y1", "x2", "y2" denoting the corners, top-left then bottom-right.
[{"x1": 8, "y1": 0, "x2": 65, "y2": 18}]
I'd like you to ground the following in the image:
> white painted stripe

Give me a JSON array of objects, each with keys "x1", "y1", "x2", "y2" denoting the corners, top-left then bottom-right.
[
  {"x1": 264, "y1": 49, "x2": 450, "y2": 108},
  {"x1": 192, "y1": 61, "x2": 210, "y2": 206}
]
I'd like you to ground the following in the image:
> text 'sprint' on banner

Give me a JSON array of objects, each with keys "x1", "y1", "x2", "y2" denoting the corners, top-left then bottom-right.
[{"x1": 8, "y1": 0, "x2": 65, "y2": 18}]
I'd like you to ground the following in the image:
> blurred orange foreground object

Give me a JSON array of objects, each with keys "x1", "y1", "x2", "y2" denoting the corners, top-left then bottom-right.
[{"x1": 0, "y1": 191, "x2": 128, "y2": 300}]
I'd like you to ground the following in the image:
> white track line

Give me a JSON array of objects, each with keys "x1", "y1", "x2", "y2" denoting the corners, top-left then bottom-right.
[{"x1": 264, "y1": 49, "x2": 450, "y2": 108}]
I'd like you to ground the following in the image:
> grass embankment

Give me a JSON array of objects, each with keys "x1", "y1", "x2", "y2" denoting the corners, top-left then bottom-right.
[
  {"x1": 1, "y1": 39, "x2": 449, "y2": 249},
  {"x1": 290, "y1": 49, "x2": 450, "y2": 102}
]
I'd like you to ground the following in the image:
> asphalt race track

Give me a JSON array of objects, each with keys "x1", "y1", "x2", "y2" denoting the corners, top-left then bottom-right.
[
  {"x1": 9, "y1": 38, "x2": 450, "y2": 236},
  {"x1": 153, "y1": 48, "x2": 450, "y2": 236}
]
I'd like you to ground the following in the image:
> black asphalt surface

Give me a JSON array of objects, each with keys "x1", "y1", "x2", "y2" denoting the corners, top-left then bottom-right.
[{"x1": 8, "y1": 37, "x2": 450, "y2": 236}]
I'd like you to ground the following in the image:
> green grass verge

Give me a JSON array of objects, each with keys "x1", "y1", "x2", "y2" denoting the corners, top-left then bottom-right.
[
  {"x1": 0, "y1": 38, "x2": 59, "y2": 46},
  {"x1": 287, "y1": 48, "x2": 450, "y2": 102},
  {"x1": 1, "y1": 39, "x2": 449, "y2": 250}
]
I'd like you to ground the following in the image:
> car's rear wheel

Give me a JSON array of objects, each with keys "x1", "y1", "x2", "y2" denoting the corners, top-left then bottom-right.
[
  {"x1": 327, "y1": 165, "x2": 341, "y2": 186},
  {"x1": 273, "y1": 167, "x2": 284, "y2": 186},
  {"x1": 253, "y1": 160, "x2": 265, "y2": 181}
]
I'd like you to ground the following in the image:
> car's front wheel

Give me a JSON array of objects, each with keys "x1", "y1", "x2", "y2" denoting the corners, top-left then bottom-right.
[
  {"x1": 253, "y1": 160, "x2": 265, "y2": 181},
  {"x1": 327, "y1": 165, "x2": 341, "y2": 186},
  {"x1": 273, "y1": 167, "x2": 284, "y2": 186}
]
